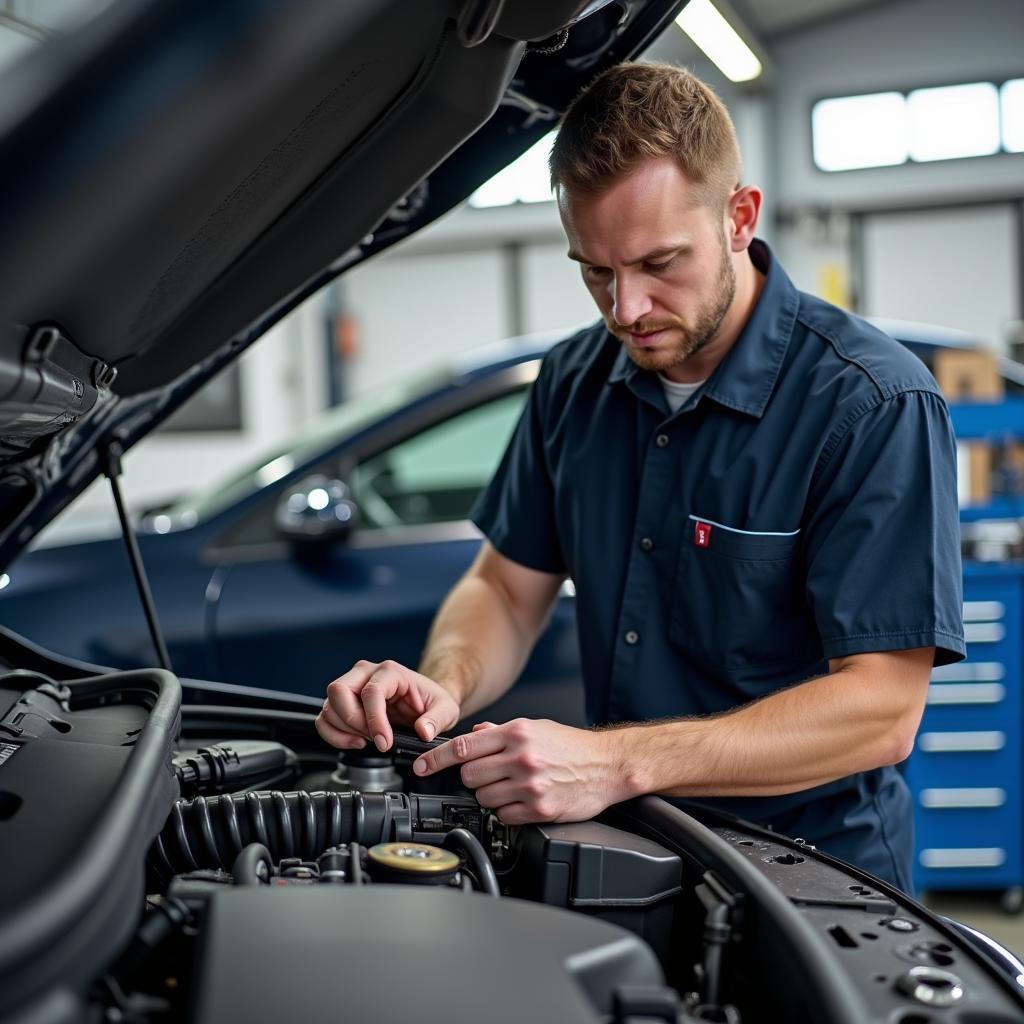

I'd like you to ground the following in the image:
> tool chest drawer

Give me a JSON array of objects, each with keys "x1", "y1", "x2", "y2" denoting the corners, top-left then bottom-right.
[
  {"x1": 914, "y1": 802, "x2": 1019, "y2": 888},
  {"x1": 907, "y1": 566, "x2": 1022, "y2": 893}
]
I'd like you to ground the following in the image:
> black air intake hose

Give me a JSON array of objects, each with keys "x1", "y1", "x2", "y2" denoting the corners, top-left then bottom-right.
[
  {"x1": 149, "y1": 790, "x2": 414, "y2": 882},
  {"x1": 173, "y1": 741, "x2": 300, "y2": 798}
]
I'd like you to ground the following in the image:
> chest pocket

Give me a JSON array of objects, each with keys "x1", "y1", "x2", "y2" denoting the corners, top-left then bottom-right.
[{"x1": 669, "y1": 517, "x2": 821, "y2": 672}]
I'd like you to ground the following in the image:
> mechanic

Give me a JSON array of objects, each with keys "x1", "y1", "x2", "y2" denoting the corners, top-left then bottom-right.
[{"x1": 316, "y1": 62, "x2": 965, "y2": 892}]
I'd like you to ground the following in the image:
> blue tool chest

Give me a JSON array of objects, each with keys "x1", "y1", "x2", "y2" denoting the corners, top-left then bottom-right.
[{"x1": 906, "y1": 562, "x2": 1023, "y2": 894}]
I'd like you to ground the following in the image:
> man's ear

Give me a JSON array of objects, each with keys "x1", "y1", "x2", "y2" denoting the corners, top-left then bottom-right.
[{"x1": 726, "y1": 185, "x2": 762, "y2": 251}]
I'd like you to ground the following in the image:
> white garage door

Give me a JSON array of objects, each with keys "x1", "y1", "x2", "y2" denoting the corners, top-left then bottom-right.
[{"x1": 861, "y1": 204, "x2": 1020, "y2": 351}]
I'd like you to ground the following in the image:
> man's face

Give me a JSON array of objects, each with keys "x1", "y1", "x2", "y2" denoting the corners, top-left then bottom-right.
[{"x1": 559, "y1": 156, "x2": 736, "y2": 374}]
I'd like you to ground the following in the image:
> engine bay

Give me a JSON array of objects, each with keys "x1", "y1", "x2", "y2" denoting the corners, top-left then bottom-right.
[{"x1": 2, "y1": 664, "x2": 1024, "y2": 1024}]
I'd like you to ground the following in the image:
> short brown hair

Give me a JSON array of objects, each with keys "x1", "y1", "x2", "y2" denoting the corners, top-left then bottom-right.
[{"x1": 549, "y1": 61, "x2": 741, "y2": 207}]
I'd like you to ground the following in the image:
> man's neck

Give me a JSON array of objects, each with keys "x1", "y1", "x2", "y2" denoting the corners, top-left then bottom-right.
[{"x1": 661, "y1": 253, "x2": 766, "y2": 385}]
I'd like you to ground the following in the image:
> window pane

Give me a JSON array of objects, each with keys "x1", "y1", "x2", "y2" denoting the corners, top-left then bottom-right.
[
  {"x1": 812, "y1": 92, "x2": 907, "y2": 172},
  {"x1": 908, "y1": 82, "x2": 1000, "y2": 162},
  {"x1": 1002, "y1": 79, "x2": 1024, "y2": 153},
  {"x1": 351, "y1": 390, "x2": 527, "y2": 528}
]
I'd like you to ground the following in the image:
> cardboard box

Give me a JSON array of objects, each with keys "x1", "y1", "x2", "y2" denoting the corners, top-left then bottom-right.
[
  {"x1": 933, "y1": 349, "x2": 1004, "y2": 401},
  {"x1": 967, "y1": 442, "x2": 993, "y2": 505}
]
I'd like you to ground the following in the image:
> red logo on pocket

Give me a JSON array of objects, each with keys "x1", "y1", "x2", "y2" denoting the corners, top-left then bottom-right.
[{"x1": 694, "y1": 522, "x2": 712, "y2": 548}]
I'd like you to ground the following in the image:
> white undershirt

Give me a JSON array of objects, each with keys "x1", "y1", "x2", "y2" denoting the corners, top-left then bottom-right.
[{"x1": 659, "y1": 374, "x2": 707, "y2": 414}]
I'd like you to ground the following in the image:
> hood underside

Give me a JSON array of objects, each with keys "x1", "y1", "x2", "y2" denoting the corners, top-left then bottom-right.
[{"x1": 0, "y1": 0, "x2": 687, "y2": 568}]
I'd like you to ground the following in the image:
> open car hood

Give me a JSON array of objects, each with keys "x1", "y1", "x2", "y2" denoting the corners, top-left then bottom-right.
[{"x1": 0, "y1": 0, "x2": 686, "y2": 569}]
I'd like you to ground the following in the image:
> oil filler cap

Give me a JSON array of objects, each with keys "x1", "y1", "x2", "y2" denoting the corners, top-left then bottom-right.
[{"x1": 366, "y1": 842, "x2": 460, "y2": 885}]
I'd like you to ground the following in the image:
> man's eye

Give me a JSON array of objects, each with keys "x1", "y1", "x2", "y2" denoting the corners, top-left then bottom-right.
[
  {"x1": 646, "y1": 257, "x2": 675, "y2": 272},
  {"x1": 584, "y1": 265, "x2": 610, "y2": 278}
]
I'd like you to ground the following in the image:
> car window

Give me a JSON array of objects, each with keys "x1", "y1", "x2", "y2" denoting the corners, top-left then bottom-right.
[
  {"x1": 348, "y1": 389, "x2": 527, "y2": 529},
  {"x1": 167, "y1": 369, "x2": 450, "y2": 525}
]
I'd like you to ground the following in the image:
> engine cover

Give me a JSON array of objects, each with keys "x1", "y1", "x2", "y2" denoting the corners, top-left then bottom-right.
[{"x1": 189, "y1": 885, "x2": 665, "y2": 1024}]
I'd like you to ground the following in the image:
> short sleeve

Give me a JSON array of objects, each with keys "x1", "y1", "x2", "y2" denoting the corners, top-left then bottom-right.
[
  {"x1": 469, "y1": 358, "x2": 566, "y2": 574},
  {"x1": 803, "y1": 389, "x2": 965, "y2": 666}
]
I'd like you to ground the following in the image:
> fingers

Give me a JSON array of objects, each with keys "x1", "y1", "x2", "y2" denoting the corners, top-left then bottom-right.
[
  {"x1": 458, "y1": 754, "x2": 509, "y2": 791},
  {"x1": 472, "y1": 775, "x2": 552, "y2": 815},
  {"x1": 359, "y1": 661, "x2": 410, "y2": 752},
  {"x1": 494, "y1": 803, "x2": 535, "y2": 826},
  {"x1": 315, "y1": 702, "x2": 368, "y2": 751},
  {"x1": 321, "y1": 699, "x2": 351, "y2": 733},
  {"x1": 321, "y1": 660, "x2": 463, "y2": 755},
  {"x1": 414, "y1": 726, "x2": 507, "y2": 777},
  {"x1": 415, "y1": 716, "x2": 437, "y2": 742},
  {"x1": 414, "y1": 689, "x2": 460, "y2": 742},
  {"x1": 472, "y1": 721, "x2": 497, "y2": 732},
  {"x1": 324, "y1": 661, "x2": 379, "y2": 738}
]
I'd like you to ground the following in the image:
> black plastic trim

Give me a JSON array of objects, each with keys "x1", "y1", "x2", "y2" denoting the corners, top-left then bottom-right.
[
  {"x1": 0, "y1": 669, "x2": 181, "y2": 1017},
  {"x1": 611, "y1": 797, "x2": 867, "y2": 1024}
]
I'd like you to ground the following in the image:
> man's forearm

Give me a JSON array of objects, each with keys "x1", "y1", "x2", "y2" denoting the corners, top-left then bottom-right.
[
  {"x1": 608, "y1": 652, "x2": 931, "y2": 799},
  {"x1": 418, "y1": 574, "x2": 548, "y2": 718}
]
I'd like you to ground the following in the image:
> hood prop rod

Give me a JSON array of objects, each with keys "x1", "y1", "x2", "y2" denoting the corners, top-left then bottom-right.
[{"x1": 100, "y1": 442, "x2": 173, "y2": 672}]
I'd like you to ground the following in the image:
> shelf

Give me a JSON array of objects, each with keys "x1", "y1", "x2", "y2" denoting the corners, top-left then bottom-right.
[
  {"x1": 948, "y1": 397, "x2": 1024, "y2": 440},
  {"x1": 961, "y1": 499, "x2": 1024, "y2": 522}
]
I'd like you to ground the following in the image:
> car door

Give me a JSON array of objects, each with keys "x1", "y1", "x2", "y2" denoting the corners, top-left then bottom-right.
[{"x1": 206, "y1": 367, "x2": 583, "y2": 725}]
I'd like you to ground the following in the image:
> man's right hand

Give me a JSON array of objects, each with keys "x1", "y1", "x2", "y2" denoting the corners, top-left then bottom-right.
[{"x1": 316, "y1": 660, "x2": 461, "y2": 753}]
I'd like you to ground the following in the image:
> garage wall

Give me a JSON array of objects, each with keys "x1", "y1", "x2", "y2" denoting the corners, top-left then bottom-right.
[
  {"x1": 770, "y1": 0, "x2": 1024, "y2": 324},
  {"x1": 343, "y1": 248, "x2": 512, "y2": 397},
  {"x1": 860, "y1": 204, "x2": 1021, "y2": 348},
  {"x1": 520, "y1": 241, "x2": 604, "y2": 336},
  {"x1": 772, "y1": 0, "x2": 1024, "y2": 212},
  {"x1": 340, "y1": 209, "x2": 603, "y2": 399}
]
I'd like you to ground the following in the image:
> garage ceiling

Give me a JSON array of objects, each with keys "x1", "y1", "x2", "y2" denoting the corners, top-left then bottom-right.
[{"x1": 730, "y1": 0, "x2": 893, "y2": 37}]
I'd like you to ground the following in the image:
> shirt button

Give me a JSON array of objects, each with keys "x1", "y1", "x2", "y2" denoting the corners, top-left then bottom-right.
[
  {"x1": 640, "y1": 537, "x2": 654, "y2": 552},
  {"x1": 624, "y1": 630, "x2": 639, "y2": 645},
  {"x1": 655, "y1": 433, "x2": 670, "y2": 448}
]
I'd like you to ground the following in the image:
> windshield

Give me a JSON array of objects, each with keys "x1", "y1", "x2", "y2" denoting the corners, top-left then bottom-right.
[{"x1": 163, "y1": 368, "x2": 450, "y2": 526}]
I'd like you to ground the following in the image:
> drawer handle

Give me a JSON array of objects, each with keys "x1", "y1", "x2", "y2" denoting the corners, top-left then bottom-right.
[
  {"x1": 920, "y1": 787, "x2": 1006, "y2": 808},
  {"x1": 962, "y1": 601, "x2": 1005, "y2": 622},
  {"x1": 918, "y1": 731, "x2": 1006, "y2": 753},
  {"x1": 931, "y1": 662, "x2": 1005, "y2": 683},
  {"x1": 920, "y1": 848, "x2": 1006, "y2": 869},
  {"x1": 963, "y1": 623, "x2": 1006, "y2": 644},
  {"x1": 926, "y1": 683, "x2": 1005, "y2": 706}
]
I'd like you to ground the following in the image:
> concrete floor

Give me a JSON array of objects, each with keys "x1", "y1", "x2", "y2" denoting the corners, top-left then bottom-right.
[{"x1": 923, "y1": 890, "x2": 1024, "y2": 959}]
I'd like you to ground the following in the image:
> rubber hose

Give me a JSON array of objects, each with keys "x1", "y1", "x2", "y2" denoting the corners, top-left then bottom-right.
[
  {"x1": 232, "y1": 843, "x2": 273, "y2": 885},
  {"x1": 149, "y1": 790, "x2": 413, "y2": 882},
  {"x1": 443, "y1": 827, "x2": 500, "y2": 897}
]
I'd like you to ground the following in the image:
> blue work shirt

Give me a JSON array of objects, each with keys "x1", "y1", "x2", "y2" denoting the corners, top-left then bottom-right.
[{"x1": 471, "y1": 239, "x2": 965, "y2": 892}]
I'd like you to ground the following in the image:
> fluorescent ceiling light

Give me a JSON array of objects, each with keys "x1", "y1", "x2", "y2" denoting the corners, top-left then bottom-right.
[
  {"x1": 469, "y1": 132, "x2": 556, "y2": 209},
  {"x1": 908, "y1": 82, "x2": 1000, "y2": 162},
  {"x1": 675, "y1": 0, "x2": 762, "y2": 83},
  {"x1": 1002, "y1": 79, "x2": 1024, "y2": 153},
  {"x1": 812, "y1": 92, "x2": 908, "y2": 172}
]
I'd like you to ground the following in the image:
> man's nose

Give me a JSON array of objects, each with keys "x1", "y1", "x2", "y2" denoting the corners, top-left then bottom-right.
[{"x1": 611, "y1": 274, "x2": 653, "y2": 327}]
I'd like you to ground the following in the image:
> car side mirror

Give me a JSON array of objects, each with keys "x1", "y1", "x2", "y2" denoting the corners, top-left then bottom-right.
[{"x1": 275, "y1": 475, "x2": 360, "y2": 543}]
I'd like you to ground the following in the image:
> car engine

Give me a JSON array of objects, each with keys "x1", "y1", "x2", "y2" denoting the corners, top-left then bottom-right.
[
  {"x1": 143, "y1": 739, "x2": 687, "y2": 1024},
  {"x1": 2, "y1": 663, "x2": 1024, "y2": 1024}
]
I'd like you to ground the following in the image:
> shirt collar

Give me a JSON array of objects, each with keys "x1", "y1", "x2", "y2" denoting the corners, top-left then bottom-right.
[{"x1": 606, "y1": 239, "x2": 799, "y2": 419}]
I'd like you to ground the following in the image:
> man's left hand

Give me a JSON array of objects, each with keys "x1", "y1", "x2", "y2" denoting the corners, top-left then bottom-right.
[{"x1": 412, "y1": 718, "x2": 633, "y2": 825}]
